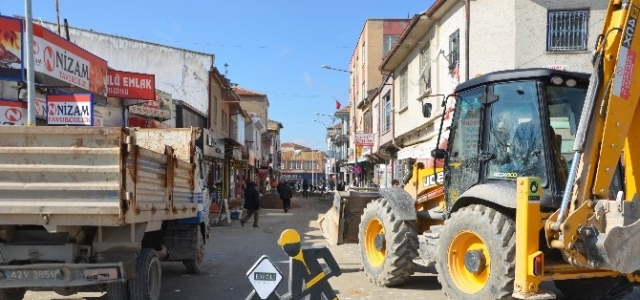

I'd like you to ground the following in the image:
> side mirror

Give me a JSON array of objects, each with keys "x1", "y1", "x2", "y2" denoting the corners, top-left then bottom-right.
[
  {"x1": 422, "y1": 103, "x2": 432, "y2": 118},
  {"x1": 431, "y1": 148, "x2": 447, "y2": 159}
]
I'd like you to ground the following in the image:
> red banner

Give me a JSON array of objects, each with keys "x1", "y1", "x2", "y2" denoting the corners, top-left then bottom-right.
[
  {"x1": 0, "y1": 16, "x2": 23, "y2": 81},
  {"x1": 32, "y1": 24, "x2": 108, "y2": 95},
  {"x1": 107, "y1": 70, "x2": 156, "y2": 100}
]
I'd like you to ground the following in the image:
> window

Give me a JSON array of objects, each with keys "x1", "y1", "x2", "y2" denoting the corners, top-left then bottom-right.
[
  {"x1": 419, "y1": 45, "x2": 431, "y2": 94},
  {"x1": 362, "y1": 81, "x2": 366, "y2": 101},
  {"x1": 363, "y1": 109, "x2": 372, "y2": 133},
  {"x1": 213, "y1": 96, "x2": 218, "y2": 124},
  {"x1": 362, "y1": 41, "x2": 366, "y2": 67},
  {"x1": 487, "y1": 81, "x2": 546, "y2": 185},
  {"x1": 449, "y1": 30, "x2": 460, "y2": 69},
  {"x1": 399, "y1": 66, "x2": 408, "y2": 110},
  {"x1": 221, "y1": 109, "x2": 228, "y2": 133},
  {"x1": 383, "y1": 92, "x2": 391, "y2": 133},
  {"x1": 383, "y1": 34, "x2": 399, "y2": 58},
  {"x1": 547, "y1": 10, "x2": 589, "y2": 51}
]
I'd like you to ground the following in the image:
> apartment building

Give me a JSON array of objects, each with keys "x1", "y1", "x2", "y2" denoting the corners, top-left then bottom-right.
[
  {"x1": 345, "y1": 18, "x2": 411, "y2": 186},
  {"x1": 372, "y1": 0, "x2": 605, "y2": 185}
]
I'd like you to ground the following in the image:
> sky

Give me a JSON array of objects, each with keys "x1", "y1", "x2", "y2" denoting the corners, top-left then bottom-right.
[{"x1": 2, "y1": 0, "x2": 431, "y2": 150}]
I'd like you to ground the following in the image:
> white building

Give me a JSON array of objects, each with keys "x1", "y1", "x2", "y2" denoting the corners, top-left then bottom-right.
[
  {"x1": 379, "y1": 0, "x2": 606, "y2": 163},
  {"x1": 41, "y1": 22, "x2": 214, "y2": 119}
]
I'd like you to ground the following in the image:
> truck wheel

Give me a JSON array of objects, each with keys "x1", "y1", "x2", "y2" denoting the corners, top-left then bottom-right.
[
  {"x1": 358, "y1": 198, "x2": 418, "y2": 287},
  {"x1": 183, "y1": 229, "x2": 205, "y2": 274},
  {"x1": 106, "y1": 282, "x2": 129, "y2": 300},
  {"x1": 554, "y1": 276, "x2": 634, "y2": 300},
  {"x1": 0, "y1": 288, "x2": 26, "y2": 300},
  {"x1": 128, "y1": 248, "x2": 161, "y2": 300},
  {"x1": 435, "y1": 204, "x2": 515, "y2": 300}
]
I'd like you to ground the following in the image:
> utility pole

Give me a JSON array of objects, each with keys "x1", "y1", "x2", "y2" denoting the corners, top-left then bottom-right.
[{"x1": 25, "y1": 0, "x2": 36, "y2": 126}]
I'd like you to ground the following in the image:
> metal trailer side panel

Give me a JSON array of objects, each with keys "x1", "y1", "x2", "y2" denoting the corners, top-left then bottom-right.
[
  {"x1": 0, "y1": 127, "x2": 124, "y2": 226},
  {"x1": 123, "y1": 146, "x2": 198, "y2": 223}
]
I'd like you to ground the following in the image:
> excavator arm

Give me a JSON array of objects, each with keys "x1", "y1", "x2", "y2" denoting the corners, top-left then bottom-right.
[{"x1": 545, "y1": 0, "x2": 640, "y2": 273}]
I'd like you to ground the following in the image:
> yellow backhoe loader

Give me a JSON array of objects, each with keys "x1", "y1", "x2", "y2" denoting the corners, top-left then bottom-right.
[{"x1": 319, "y1": 0, "x2": 640, "y2": 298}]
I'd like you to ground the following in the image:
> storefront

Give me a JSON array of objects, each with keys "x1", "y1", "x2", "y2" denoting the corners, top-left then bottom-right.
[{"x1": 201, "y1": 128, "x2": 225, "y2": 206}]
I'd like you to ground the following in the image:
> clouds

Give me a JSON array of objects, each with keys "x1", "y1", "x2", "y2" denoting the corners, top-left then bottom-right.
[{"x1": 303, "y1": 72, "x2": 314, "y2": 89}]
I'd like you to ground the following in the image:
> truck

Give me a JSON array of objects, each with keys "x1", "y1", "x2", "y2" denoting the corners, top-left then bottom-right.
[
  {"x1": 0, "y1": 126, "x2": 211, "y2": 300},
  {"x1": 319, "y1": 0, "x2": 640, "y2": 299}
]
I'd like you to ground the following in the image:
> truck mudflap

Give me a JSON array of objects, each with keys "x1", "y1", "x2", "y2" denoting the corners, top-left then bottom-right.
[{"x1": 0, "y1": 263, "x2": 125, "y2": 288}]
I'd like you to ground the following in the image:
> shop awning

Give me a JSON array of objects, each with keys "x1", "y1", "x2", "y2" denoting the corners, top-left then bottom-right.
[{"x1": 396, "y1": 139, "x2": 439, "y2": 160}]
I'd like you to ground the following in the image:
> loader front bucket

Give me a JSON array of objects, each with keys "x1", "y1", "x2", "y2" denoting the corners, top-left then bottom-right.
[{"x1": 317, "y1": 188, "x2": 381, "y2": 246}]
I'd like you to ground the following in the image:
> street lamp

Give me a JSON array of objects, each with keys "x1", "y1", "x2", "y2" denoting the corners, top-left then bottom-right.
[{"x1": 321, "y1": 64, "x2": 351, "y2": 73}]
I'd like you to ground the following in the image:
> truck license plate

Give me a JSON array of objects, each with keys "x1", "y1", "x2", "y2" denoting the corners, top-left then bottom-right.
[{"x1": 5, "y1": 269, "x2": 61, "y2": 280}]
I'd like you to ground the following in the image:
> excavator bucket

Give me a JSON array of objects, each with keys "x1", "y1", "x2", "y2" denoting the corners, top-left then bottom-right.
[
  {"x1": 581, "y1": 198, "x2": 640, "y2": 273},
  {"x1": 318, "y1": 188, "x2": 381, "y2": 246}
]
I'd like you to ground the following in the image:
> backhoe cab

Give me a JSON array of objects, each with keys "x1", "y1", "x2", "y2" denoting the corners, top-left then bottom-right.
[{"x1": 435, "y1": 68, "x2": 638, "y2": 299}]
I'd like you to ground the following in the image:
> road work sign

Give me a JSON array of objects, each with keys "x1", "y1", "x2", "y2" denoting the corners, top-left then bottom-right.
[{"x1": 247, "y1": 255, "x2": 283, "y2": 299}]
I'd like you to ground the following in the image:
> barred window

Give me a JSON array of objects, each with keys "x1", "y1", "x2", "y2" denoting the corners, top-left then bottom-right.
[
  {"x1": 547, "y1": 10, "x2": 589, "y2": 51},
  {"x1": 419, "y1": 45, "x2": 431, "y2": 94}
]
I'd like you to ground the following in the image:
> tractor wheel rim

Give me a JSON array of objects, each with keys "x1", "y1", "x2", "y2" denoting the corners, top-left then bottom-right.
[
  {"x1": 364, "y1": 218, "x2": 385, "y2": 268},
  {"x1": 447, "y1": 230, "x2": 490, "y2": 294}
]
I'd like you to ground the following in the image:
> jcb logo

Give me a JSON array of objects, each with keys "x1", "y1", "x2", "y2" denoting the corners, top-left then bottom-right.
[{"x1": 423, "y1": 172, "x2": 444, "y2": 188}]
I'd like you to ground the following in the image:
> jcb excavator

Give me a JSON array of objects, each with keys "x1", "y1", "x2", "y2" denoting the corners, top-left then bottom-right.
[{"x1": 318, "y1": 0, "x2": 640, "y2": 298}]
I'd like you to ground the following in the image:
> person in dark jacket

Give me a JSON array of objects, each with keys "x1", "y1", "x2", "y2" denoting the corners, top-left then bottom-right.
[
  {"x1": 240, "y1": 181, "x2": 260, "y2": 228},
  {"x1": 302, "y1": 179, "x2": 309, "y2": 198},
  {"x1": 277, "y1": 181, "x2": 293, "y2": 213}
]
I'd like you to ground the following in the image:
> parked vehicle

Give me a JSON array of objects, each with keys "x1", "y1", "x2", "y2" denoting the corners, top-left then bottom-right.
[{"x1": 0, "y1": 126, "x2": 210, "y2": 300}]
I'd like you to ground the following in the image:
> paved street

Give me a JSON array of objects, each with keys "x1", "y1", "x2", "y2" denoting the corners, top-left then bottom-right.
[{"x1": 24, "y1": 196, "x2": 640, "y2": 300}]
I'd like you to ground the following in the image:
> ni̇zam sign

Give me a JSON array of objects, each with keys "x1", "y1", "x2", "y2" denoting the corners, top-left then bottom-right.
[
  {"x1": 107, "y1": 70, "x2": 156, "y2": 100},
  {"x1": 46, "y1": 94, "x2": 93, "y2": 126},
  {"x1": 32, "y1": 24, "x2": 108, "y2": 96}
]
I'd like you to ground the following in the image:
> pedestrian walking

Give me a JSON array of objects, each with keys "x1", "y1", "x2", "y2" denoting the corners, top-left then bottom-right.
[
  {"x1": 302, "y1": 179, "x2": 309, "y2": 198},
  {"x1": 277, "y1": 181, "x2": 293, "y2": 213},
  {"x1": 336, "y1": 179, "x2": 345, "y2": 191},
  {"x1": 240, "y1": 181, "x2": 260, "y2": 228}
]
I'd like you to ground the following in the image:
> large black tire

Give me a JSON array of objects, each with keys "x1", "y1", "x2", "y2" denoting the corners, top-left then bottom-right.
[
  {"x1": 358, "y1": 198, "x2": 418, "y2": 287},
  {"x1": 128, "y1": 248, "x2": 161, "y2": 300},
  {"x1": 435, "y1": 204, "x2": 516, "y2": 300},
  {"x1": 0, "y1": 288, "x2": 26, "y2": 300},
  {"x1": 183, "y1": 229, "x2": 205, "y2": 274},
  {"x1": 106, "y1": 282, "x2": 129, "y2": 300},
  {"x1": 554, "y1": 276, "x2": 634, "y2": 300}
]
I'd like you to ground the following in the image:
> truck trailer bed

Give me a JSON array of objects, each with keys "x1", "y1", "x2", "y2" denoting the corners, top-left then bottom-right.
[{"x1": 0, "y1": 126, "x2": 200, "y2": 227}]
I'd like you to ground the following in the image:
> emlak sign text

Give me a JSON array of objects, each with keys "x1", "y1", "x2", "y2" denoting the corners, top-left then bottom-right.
[
  {"x1": 46, "y1": 94, "x2": 93, "y2": 126},
  {"x1": 33, "y1": 24, "x2": 108, "y2": 96},
  {"x1": 107, "y1": 70, "x2": 156, "y2": 100}
]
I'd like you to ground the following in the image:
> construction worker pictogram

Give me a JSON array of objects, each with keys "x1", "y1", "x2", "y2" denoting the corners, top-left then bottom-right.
[
  {"x1": 245, "y1": 229, "x2": 342, "y2": 300},
  {"x1": 278, "y1": 229, "x2": 341, "y2": 300}
]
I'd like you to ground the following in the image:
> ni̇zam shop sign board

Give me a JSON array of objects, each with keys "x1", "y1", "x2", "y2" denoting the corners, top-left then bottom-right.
[
  {"x1": 0, "y1": 100, "x2": 27, "y2": 126},
  {"x1": 107, "y1": 70, "x2": 156, "y2": 100},
  {"x1": 46, "y1": 94, "x2": 93, "y2": 126},
  {"x1": 0, "y1": 16, "x2": 24, "y2": 81},
  {"x1": 32, "y1": 24, "x2": 108, "y2": 96}
]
